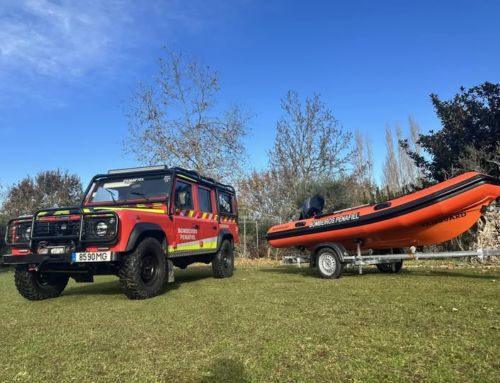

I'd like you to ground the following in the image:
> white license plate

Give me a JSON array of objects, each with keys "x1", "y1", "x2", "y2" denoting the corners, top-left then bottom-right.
[{"x1": 72, "y1": 251, "x2": 112, "y2": 263}]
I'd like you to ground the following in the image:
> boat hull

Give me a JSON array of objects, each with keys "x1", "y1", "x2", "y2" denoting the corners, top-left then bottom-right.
[{"x1": 266, "y1": 172, "x2": 500, "y2": 251}]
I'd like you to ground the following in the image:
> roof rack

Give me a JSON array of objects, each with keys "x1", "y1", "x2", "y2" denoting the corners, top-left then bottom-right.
[
  {"x1": 171, "y1": 167, "x2": 235, "y2": 193},
  {"x1": 108, "y1": 165, "x2": 168, "y2": 174},
  {"x1": 104, "y1": 165, "x2": 235, "y2": 193}
]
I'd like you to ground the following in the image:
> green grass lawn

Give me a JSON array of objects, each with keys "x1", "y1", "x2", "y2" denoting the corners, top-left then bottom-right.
[{"x1": 0, "y1": 263, "x2": 499, "y2": 382}]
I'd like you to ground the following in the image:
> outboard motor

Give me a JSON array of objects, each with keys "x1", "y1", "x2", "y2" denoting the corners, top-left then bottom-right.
[{"x1": 300, "y1": 194, "x2": 325, "y2": 219}]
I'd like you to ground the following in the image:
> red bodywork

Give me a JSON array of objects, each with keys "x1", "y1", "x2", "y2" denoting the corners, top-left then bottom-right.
[{"x1": 8, "y1": 175, "x2": 239, "y2": 259}]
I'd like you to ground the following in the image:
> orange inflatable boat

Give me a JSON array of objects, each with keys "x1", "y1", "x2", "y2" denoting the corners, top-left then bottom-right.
[{"x1": 266, "y1": 172, "x2": 500, "y2": 251}]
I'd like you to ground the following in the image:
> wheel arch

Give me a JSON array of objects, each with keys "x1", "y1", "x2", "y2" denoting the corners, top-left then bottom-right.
[
  {"x1": 217, "y1": 230, "x2": 234, "y2": 250},
  {"x1": 310, "y1": 242, "x2": 347, "y2": 267},
  {"x1": 125, "y1": 223, "x2": 167, "y2": 252}
]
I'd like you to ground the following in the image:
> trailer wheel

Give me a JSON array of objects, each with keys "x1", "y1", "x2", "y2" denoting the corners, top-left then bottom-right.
[
  {"x1": 316, "y1": 248, "x2": 343, "y2": 279},
  {"x1": 377, "y1": 260, "x2": 403, "y2": 273},
  {"x1": 14, "y1": 266, "x2": 69, "y2": 300}
]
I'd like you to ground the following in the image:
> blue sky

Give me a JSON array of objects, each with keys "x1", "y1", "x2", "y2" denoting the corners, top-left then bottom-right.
[{"x1": 0, "y1": 0, "x2": 499, "y2": 188}]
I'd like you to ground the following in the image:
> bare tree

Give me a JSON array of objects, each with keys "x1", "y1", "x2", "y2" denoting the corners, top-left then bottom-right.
[
  {"x1": 365, "y1": 138, "x2": 375, "y2": 187},
  {"x1": 353, "y1": 131, "x2": 365, "y2": 179},
  {"x1": 382, "y1": 125, "x2": 401, "y2": 193},
  {"x1": 268, "y1": 91, "x2": 352, "y2": 189},
  {"x1": 238, "y1": 170, "x2": 295, "y2": 220},
  {"x1": 352, "y1": 131, "x2": 375, "y2": 203},
  {"x1": 353, "y1": 131, "x2": 375, "y2": 186},
  {"x1": 396, "y1": 124, "x2": 419, "y2": 189},
  {"x1": 407, "y1": 115, "x2": 423, "y2": 183},
  {"x1": 126, "y1": 51, "x2": 250, "y2": 182}
]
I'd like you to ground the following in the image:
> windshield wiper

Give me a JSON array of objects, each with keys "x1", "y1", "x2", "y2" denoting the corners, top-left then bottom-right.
[
  {"x1": 130, "y1": 192, "x2": 152, "y2": 202},
  {"x1": 104, "y1": 188, "x2": 117, "y2": 203}
]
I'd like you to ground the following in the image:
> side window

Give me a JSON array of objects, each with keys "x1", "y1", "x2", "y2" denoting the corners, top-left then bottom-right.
[
  {"x1": 174, "y1": 180, "x2": 193, "y2": 210},
  {"x1": 198, "y1": 187, "x2": 213, "y2": 213},
  {"x1": 218, "y1": 192, "x2": 233, "y2": 215}
]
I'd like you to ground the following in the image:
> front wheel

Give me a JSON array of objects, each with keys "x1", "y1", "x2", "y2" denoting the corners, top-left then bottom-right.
[
  {"x1": 212, "y1": 240, "x2": 234, "y2": 278},
  {"x1": 316, "y1": 248, "x2": 343, "y2": 279},
  {"x1": 118, "y1": 237, "x2": 167, "y2": 299},
  {"x1": 14, "y1": 266, "x2": 69, "y2": 300}
]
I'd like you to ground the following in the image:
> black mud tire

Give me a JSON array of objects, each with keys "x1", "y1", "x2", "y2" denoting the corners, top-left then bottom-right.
[
  {"x1": 316, "y1": 248, "x2": 343, "y2": 279},
  {"x1": 14, "y1": 266, "x2": 69, "y2": 300},
  {"x1": 212, "y1": 240, "x2": 234, "y2": 278},
  {"x1": 377, "y1": 260, "x2": 403, "y2": 273},
  {"x1": 118, "y1": 237, "x2": 167, "y2": 299}
]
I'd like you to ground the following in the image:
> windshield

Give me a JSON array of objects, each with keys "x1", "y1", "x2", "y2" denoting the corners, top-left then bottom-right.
[{"x1": 85, "y1": 174, "x2": 172, "y2": 205}]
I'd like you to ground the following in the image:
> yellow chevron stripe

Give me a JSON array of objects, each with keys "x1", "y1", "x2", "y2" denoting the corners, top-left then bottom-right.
[
  {"x1": 91, "y1": 207, "x2": 166, "y2": 214},
  {"x1": 53, "y1": 210, "x2": 71, "y2": 215},
  {"x1": 169, "y1": 240, "x2": 217, "y2": 252}
]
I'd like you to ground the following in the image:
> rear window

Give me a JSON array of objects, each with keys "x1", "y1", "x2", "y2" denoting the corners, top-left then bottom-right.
[
  {"x1": 218, "y1": 192, "x2": 234, "y2": 215},
  {"x1": 198, "y1": 187, "x2": 212, "y2": 212}
]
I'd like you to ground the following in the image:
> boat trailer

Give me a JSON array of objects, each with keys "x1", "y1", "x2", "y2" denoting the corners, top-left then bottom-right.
[
  {"x1": 284, "y1": 245, "x2": 500, "y2": 277},
  {"x1": 348, "y1": 246, "x2": 500, "y2": 274}
]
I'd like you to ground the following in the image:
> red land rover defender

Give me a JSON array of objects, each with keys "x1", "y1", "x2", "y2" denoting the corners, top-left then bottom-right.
[{"x1": 3, "y1": 166, "x2": 239, "y2": 300}]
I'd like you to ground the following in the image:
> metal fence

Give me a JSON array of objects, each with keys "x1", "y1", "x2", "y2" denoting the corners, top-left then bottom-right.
[{"x1": 238, "y1": 211, "x2": 283, "y2": 259}]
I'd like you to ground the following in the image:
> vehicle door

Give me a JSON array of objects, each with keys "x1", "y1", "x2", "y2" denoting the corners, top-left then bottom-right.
[
  {"x1": 217, "y1": 190, "x2": 238, "y2": 240},
  {"x1": 170, "y1": 179, "x2": 199, "y2": 255},
  {"x1": 195, "y1": 185, "x2": 218, "y2": 252}
]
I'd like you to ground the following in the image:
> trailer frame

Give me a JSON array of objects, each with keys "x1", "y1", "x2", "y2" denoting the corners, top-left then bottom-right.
[
  {"x1": 347, "y1": 244, "x2": 500, "y2": 275},
  {"x1": 285, "y1": 243, "x2": 500, "y2": 278}
]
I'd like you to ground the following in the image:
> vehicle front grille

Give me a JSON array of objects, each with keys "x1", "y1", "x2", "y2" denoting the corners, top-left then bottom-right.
[{"x1": 33, "y1": 219, "x2": 81, "y2": 238}]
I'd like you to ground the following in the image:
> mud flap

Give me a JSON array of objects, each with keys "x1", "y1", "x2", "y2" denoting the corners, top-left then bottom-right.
[{"x1": 167, "y1": 259, "x2": 175, "y2": 283}]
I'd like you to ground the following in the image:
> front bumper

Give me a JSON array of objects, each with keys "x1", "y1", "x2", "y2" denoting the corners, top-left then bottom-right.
[
  {"x1": 3, "y1": 254, "x2": 72, "y2": 265},
  {"x1": 2, "y1": 253, "x2": 119, "y2": 265}
]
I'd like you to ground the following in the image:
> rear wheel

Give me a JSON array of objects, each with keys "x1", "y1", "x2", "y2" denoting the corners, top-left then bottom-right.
[
  {"x1": 14, "y1": 266, "x2": 69, "y2": 300},
  {"x1": 376, "y1": 249, "x2": 404, "y2": 273},
  {"x1": 212, "y1": 240, "x2": 234, "y2": 278},
  {"x1": 377, "y1": 260, "x2": 403, "y2": 273},
  {"x1": 316, "y1": 248, "x2": 343, "y2": 279},
  {"x1": 119, "y1": 237, "x2": 167, "y2": 299}
]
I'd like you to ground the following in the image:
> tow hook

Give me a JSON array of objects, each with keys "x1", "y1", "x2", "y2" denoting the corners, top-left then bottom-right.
[{"x1": 27, "y1": 256, "x2": 50, "y2": 272}]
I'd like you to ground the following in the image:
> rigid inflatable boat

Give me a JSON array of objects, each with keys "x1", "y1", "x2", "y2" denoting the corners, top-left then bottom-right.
[{"x1": 266, "y1": 172, "x2": 500, "y2": 251}]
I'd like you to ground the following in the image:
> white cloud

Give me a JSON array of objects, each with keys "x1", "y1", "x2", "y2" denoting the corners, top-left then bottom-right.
[
  {"x1": 0, "y1": 0, "x2": 250, "y2": 106},
  {"x1": 0, "y1": 0, "x2": 133, "y2": 78}
]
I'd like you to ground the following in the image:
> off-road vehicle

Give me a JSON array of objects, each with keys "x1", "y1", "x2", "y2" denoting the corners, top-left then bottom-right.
[{"x1": 3, "y1": 166, "x2": 238, "y2": 300}]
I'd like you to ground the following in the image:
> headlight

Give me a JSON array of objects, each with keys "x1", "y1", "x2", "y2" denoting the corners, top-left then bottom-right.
[
  {"x1": 23, "y1": 226, "x2": 32, "y2": 241},
  {"x1": 5, "y1": 218, "x2": 32, "y2": 246},
  {"x1": 81, "y1": 213, "x2": 118, "y2": 242},
  {"x1": 96, "y1": 222, "x2": 108, "y2": 237}
]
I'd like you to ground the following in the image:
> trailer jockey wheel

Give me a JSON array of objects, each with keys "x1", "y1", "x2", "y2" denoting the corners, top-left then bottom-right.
[
  {"x1": 377, "y1": 260, "x2": 403, "y2": 273},
  {"x1": 316, "y1": 248, "x2": 343, "y2": 279}
]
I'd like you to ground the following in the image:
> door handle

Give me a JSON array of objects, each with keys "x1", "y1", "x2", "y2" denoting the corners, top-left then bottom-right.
[{"x1": 193, "y1": 224, "x2": 199, "y2": 229}]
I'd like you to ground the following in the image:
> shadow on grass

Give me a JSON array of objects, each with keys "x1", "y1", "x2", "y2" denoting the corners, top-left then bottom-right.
[
  {"x1": 259, "y1": 265, "x2": 318, "y2": 277},
  {"x1": 260, "y1": 265, "x2": 497, "y2": 280},
  {"x1": 63, "y1": 266, "x2": 214, "y2": 297},
  {"x1": 403, "y1": 269, "x2": 499, "y2": 280},
  {"x1": 64, "y1": 280, "x2": 123, "y2": 296},
  {"x1": 199, "y1": 358, "x2": 249, "y2": 383}
]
